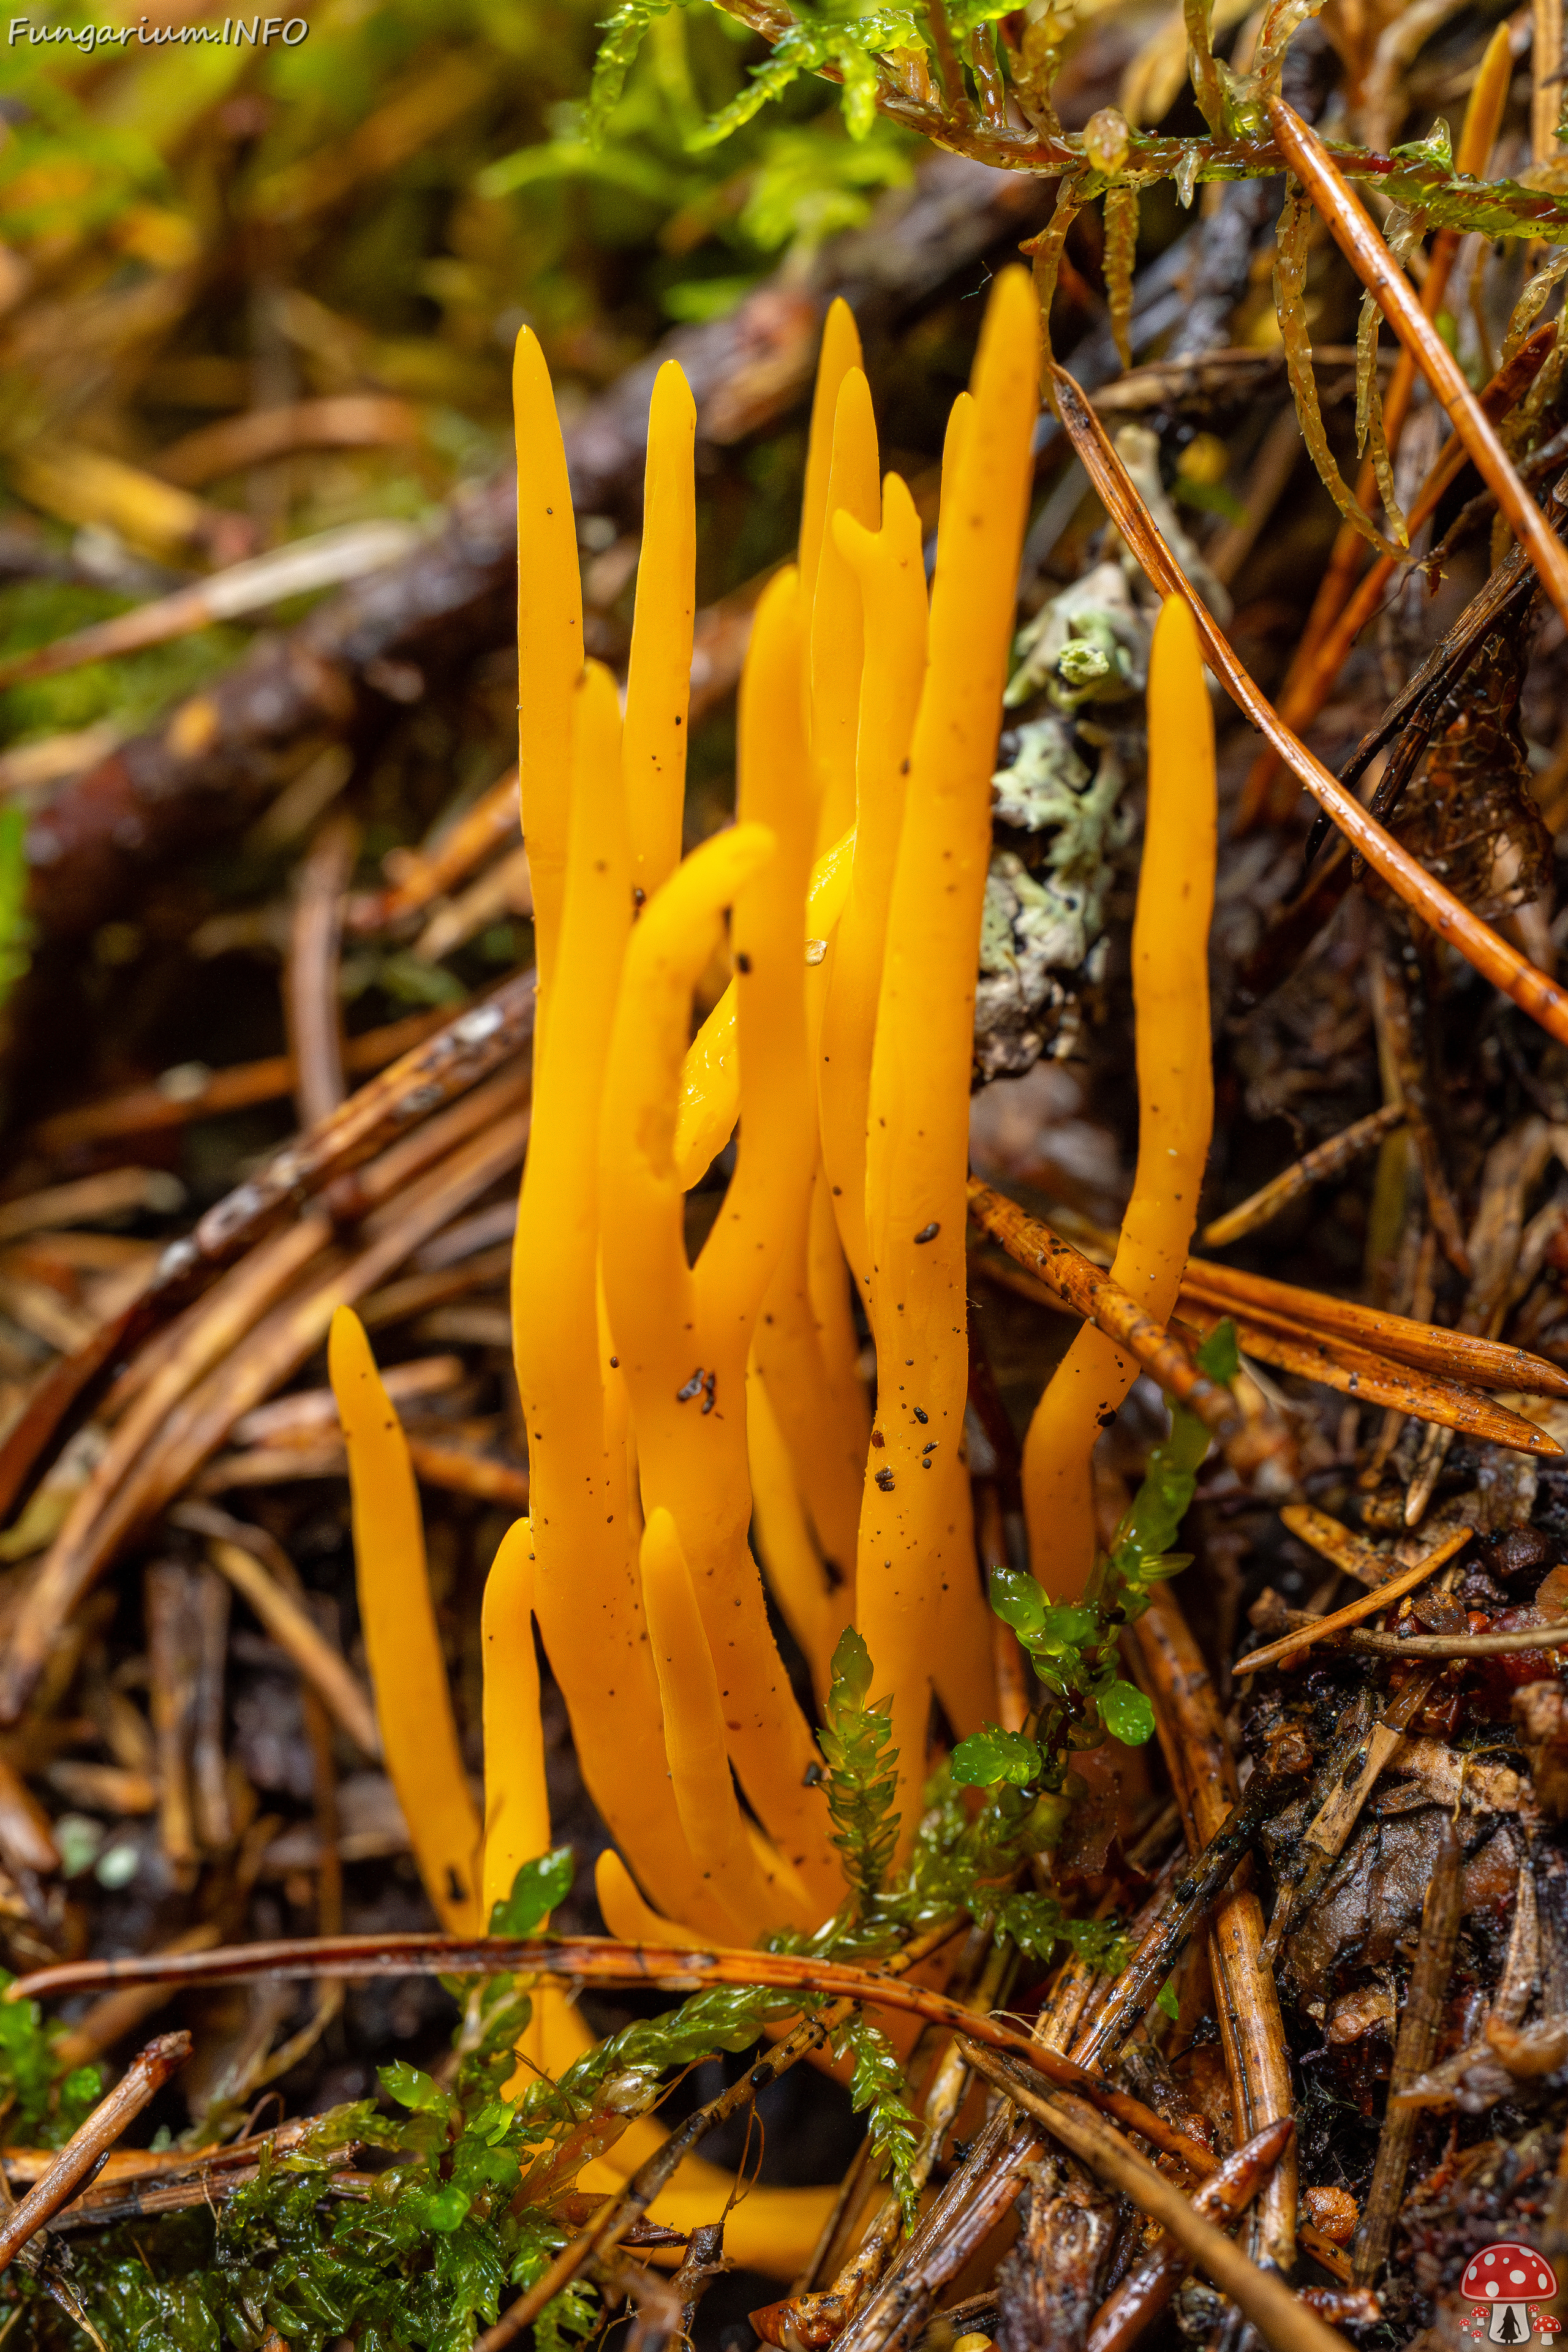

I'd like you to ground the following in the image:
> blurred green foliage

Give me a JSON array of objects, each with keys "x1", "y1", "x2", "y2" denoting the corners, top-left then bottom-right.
[
  {"x1": 0, "y1": 1968, "x2": 104, "y2": 2145},
  {"x1": 0, "y1": 0, "x2": 920, "y2": 772},
  {"x1": 583, "y1": 0, "x2": 1568, "y2": 239},
  {"x1": 0, "y1": 582, "x2": 246, "y2": 745},
  {"x1": 0, "y1": 0, "x2": 924, "y2": 824},
  {"x1": 0, "y1": 0, "x2": 916, "y2": 416}
]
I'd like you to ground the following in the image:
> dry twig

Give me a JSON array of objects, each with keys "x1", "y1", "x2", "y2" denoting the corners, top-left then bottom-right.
[{"x1": 0, "y1": 2033, "x2": 192, "y2": 2274}]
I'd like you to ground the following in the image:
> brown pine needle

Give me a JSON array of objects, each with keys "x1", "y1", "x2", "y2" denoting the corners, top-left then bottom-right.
[
  {"x1": 963, "y1": 2048, "x2": 1349, "y2": 2352},
  {"x1": 1262, "y1": 322, "x2": 1558, "y2": 807},
  {"x1": 195, "y1": 1435, "x2": 530, "y2": 1510},
  {"x1": 976, "y1": 1233, "x2": 1562, "y2": 1452},
  {"x1": 1048, "y1": 361, "x2": 1568, "y2": 1050},
  {"x1": 346, "y1": 767, "x2": 520, "y2": 935},
  {"x1": 0, "y1": 973, "x2": 537, "y2": 1535},
  {"x1": 0, "y1": 2033, "x2": 192, "y2": 2273},
  {"x1": 1260, "y1": 1672, "x2": 1440, "y2": 1966},
  {"x1": 1178, "y1": 1258, "x2": 1568, "y2": 1397},
  {"x1": 1200, "y1": 1105, "x2": 1405, "y2": 1246},
  {"x1": 1268, "y1": 99, "x2": 1568, "y2": 638},
  {"x1": 1085, "y1": 2119, "x2": 1297, "y2": 2352},
  {"x1": 1233, "y1": 29, "x2": 1529, "y2": 832},
  {"x1": 1178, "y1": 1298, "x2": 1562, "y2": 1456},
  {"x1": 1074, "y1": 1760, "x2": 1308, "y2": 2065},
  {"x1": 1129, "y1": 1586, "x2": 1297, "y2": 2266},
  {"x1": 0, "y1": 521, "x2": 419, "y2": 693},
  {"x1": 1234, "y1": 1526, "x2": 1471, "y2": 1675},
  {"x1": 6, "y1": 1936, "x2": 1218, "y2": 2179},
  {"x1": 28, "y1": 1009, "x2": 455, "y2": 1158},
  {"x1": 1278, "y1": 1502, "x2": 1392, "y2": 1588},
  {"x1": 194, "y1": 1529, "x2": 382, "y2": 1758},
  {"x1": 966, "y1": 1182, "x2": 1240, "y2": 1437},
  {"x1": 1351, "y1": 1817, "x2": 1463, "y2": 2282},
  {"x1": 1341, "y1": 1620, "x2": 1568, "y2": 1659},
  {"x1": 0, "y1": 1107, "x2": 530, "y2": 1727}
]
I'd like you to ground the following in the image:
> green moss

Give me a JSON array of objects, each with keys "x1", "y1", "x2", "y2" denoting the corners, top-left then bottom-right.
[{"x1": 0, "y1": 581, "x2": 248, "y2": 745}]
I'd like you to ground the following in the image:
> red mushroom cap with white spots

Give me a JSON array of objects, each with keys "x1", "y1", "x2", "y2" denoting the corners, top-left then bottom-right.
[{"x1": 1461, "y1": 2248, "x2": 1558, "y2": 2302}]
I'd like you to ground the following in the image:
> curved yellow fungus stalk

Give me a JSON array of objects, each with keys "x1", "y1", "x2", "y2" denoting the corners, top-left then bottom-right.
[
  {"x1": 807, "y1": 1167, "x2": 873, "y2": 1461},
  {"x1": 511, "y1": 660, "x2": 728, "y2": 1936},
  {"x1": 858, "y1": 266, "x2": 1041, "y2": 1836},
  {"x1": 599, "y1": 684, "x2": 840, "y2": 1907},
  {"x1": 641, "y1": 1506, "x2": 809, "y2": 1934},
  {"x1": 1458, "y1": 20, "x2": 1513, "y2": 178},
  {"x1": 746, "y1": 1363, "x2": 850, "y2": 1703},
  {"x1": 743, "y1": 375, "x2": 881, "y2": 1565},
  {"x1": 471, "y1": 1523, "x2": 826, "y2": 2264},
  {"x1": 798, "y1": 297, "x2": 865, "y2": 610},
  {"x1": 480, "y1": 1520, "x2": 573, "y2": 2082},
  {"x1": 1021, "y1": 594, "x2": 1217, "y2": 1598},
  {"x1": 818, "y1": 470, "x2": 928, "y2": 1294},
  {"x1": 623, "y1": 360, "x2": 695, "y2": 903},
  {"x1": 329, "y1": 1303, "x2": 481, "y2": 1933},
  {"x1": 672, "y1": 823, "x2": 856, "y2": 1191},
  {"x1": 810, "y1": 368, "x2": 882, "y2": 850},
  {"x1": 497, "y1": 270, "x2": 1080, "y2": 2085},
  {"x1": 481, "y1": 1700, "x2": 832, "y2": 2274},
  {"x1": 935, "y1": 391, "x2": 973, "y2": 578},
  {"x1": 752, "y1": 1161, "x2": 872, "y2": 1611},
  {"x1": 479, "y1": 1518, "x2": 549, "y2": 1923},
  {"x1": 595, "y1": 1849, "x2": 695, "y2": 1947},
  {"x1": 753, "y1": 1233, "x2": 866, "y2": 1586},
  {"x1": 684, "y1": 576, "x2": 839, "y2": 1896},
  {"x1": 513, "y1": 327, "x2": 583, "y2": 1010}
]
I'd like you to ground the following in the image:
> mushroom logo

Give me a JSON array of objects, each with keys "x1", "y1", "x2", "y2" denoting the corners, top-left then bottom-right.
[{"x1": 1460, "y1": 2246, "x2": 1559, "y2": 2343}]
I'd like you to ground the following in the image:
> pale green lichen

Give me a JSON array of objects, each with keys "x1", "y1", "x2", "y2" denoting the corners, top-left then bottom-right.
[{"x1": 977, "y1": 723, "x2": 1127, "y2": 1077}]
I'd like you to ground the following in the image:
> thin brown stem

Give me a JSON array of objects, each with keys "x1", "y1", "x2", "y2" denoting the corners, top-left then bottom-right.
[
  {"x1": 1085, "y1": 2118, "x2": 1295, "y2": 2352},
  {"x1": 1270, "y1": 99, "x2": 1568, "y2": 636},
  {"x1": 925, "y1": 0, "x2": 970, "y2": 119},
  {"x1": 1234, "y1": 1526, "x2": 1470, "y2": 1675},
  {"x1": 1200, "y1": 1106, "x2": 1405, "y2": 1247},
  {"x1": 286, "y1": 816, "x2": 356, "y2": 1130},
  {"x1": 965, "y1": 2048, "x2": 1345, "y2": 2352},
  {"x1": 1047, "y1": 361, "x2": 1568, "y2": 1054},
  {"x1": 1129, "y1": 1588, "x2": 1296, "y2": 2271},
  {"x1": 0, "y1": 969, "x2": 535, "y2": 1533},
  {"x1": 1182, "y1": 0, "x2": 1224, "y2": 134},
  {"x1": 7, "y1": 1934, "x2": 1217, "y2": 2177},
  {"x1": 1352, "y1": 1816, "x2": 1463, "y2": 2282},
  {"x1": 966, "y1": 1184, "x2": 1240, "y2": 1438},
  {"x1": 0, "y1": 2034, "x2": 192, "y2": 2274},
  {"x1": 967, "y1": 23, "x2": 1005, "y2": 126}
]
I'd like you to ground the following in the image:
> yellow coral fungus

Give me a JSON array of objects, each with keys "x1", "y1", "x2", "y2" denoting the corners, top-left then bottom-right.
[{"x1": 1021, "y1": 595, "x2": 1218, "y2": 1598}]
